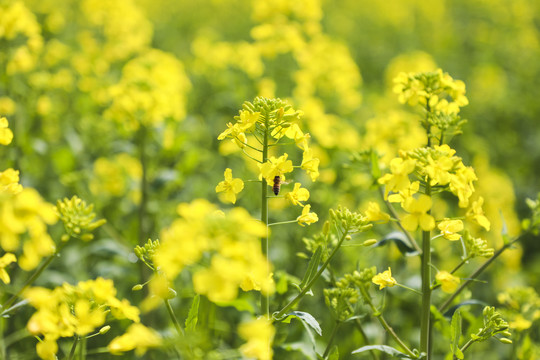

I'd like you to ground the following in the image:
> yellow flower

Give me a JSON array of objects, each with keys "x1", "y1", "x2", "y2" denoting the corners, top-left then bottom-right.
[
  {"x1": 0, "y1": 253, "x2": 16, "y2": 284},
  {"x1": 300, "y1": 148, "x2": 320, "y2": 181},
  {"x1": 192, "y1": 256, "x2": 244, "y2": 303},
  {"x1": 435, "y1": 271, "x2": 460, "y2": 293},
  {"x1": 74, "y1": 299, "x2": 106, "y2": 336},
  {"x1": 0, "y1": 117, "x2": 14, "y2": 145},
  {"x1": 0, "y1": 168, "x2": 23, "y2": 194},
  {"x1": 364, "y1": 202, "x2": 390, "y2": 223},
  {"x1": 36, "y1": 338, "x2": 58, "y2": 360},
  {"x1": 401, "y1": 195, "x2": 435, "y2": 231},
  {"x1": 108, "y1": 323, "x2": 161, "y2": 356},
  {"x1": 297, "y1": 204, "x2": 318, "y2": 226},
  {"x1": 378, "y1": 157, "x2": 416, "y2": 199},
  {"x1": 509, "y1": 314, "x2": 532, "y2": 331},
  {"x1": 388, "y1": 181, "x2": 420, "y2": 204},
  {"x1": 215, "y1": 168, "x2": 244, "y2": 204},
  {"x1": 286, "y1": 183, "x2": 310, "y2": 206},
  {"x1": 466, "y1": 197, "x2": 491, "y2": 231},
  {"x1": 239, "y1": 317, "x2": 275, "y2": 360},
  {"x1": 258, "y1": 154, "x2": 294, "y2": 184},
  {"x1": 437, "y1": 219, "x2": 464, "y2": 241},
  {"x1": 372, "y1": 267, "x2": 397, "y2": 290}
]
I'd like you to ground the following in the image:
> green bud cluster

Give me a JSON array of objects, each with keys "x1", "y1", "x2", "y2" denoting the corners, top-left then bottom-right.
[
  {"x1": 343, "y1": 267, "x2": 377, "y2": 288},
  {"x1": 242, "y1": 96, "x2": 303, "y2": 128},
  {"x1": 463, "y1": 230, "x2": 494, "y2": 259},
  {"x1": 134, "y1": 238, "x2": 160, "y2": 270},
  {"x1": 469, "y1": 306, "x2": 511, "y2": 344},
  {"x1": 522, "y1": 193, "x2": 540, "y2": 235},
  {"x1": 329, "y1": 206, "x2": 372, "y2": 234},
  {"x1": 324, "y1": 287, "x2": 359, "y2": 322},
  {"x1": 55, "y1": 196, "x2": 106, "y2": 241}
]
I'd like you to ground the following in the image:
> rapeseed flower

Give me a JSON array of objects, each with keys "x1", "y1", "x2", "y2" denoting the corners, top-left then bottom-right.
[
  {"x1": 378, "y1": 157, "x2": 416, "y2": 199},
  {"x1": 286, "y1": 183, "x2": 310, "y2": 206},
  {"x1": 467, "y1": 197, "x2": 491, "y2": 231},
  {"x1": 239, "y1": 317, "x2": 275, "y2": 360},
  {"x1": 0, "y1": 117, "x2": 13, "y2": 145},
  {"x1": 401, "y1": 195, "x2": 435, "y2": 232},
  {"x1": 259, "y1": 154, "x2": 294, "y2": 184},
  {"x1": 364, "y1": 201, "x2": 390, "y2": 223},
  {"x1": 372, "y1": 268, "x2": 397, "y2": 290},
  {"x1": 215, "y1": 168, "x2": 244, "y2": 204},
  {"x1": 437, "y1": 219, "x2": 464, "y2": 241},
  {"x1": 435, "y1": 271, "x2": 460, "y2": 293},
  {"x1": 108, "y1": 323, "x2": 161, "y2": 356},
  {"x1": 297, "y1": 204, "x2": 318, "y2": 226},
  {"x1": 0, "y1": 252, "x2": 16, "y2": 284}
]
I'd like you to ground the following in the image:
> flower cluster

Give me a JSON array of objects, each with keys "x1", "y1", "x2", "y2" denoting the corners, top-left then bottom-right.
[
  {"x1": 55, "y1": 196, "x2": 106, "y2": 241},
  {"x1": 217, "y1": 97, "x2": 319, "y2": 225},
  {"x1": 154, "y1": 199, "x2": 275, "y2": 303},
  {"x1": 105, "y1": 49, "x2": 191, "y2": 131},
  {"x1": 90, "y1": 153, "x2": 142, "y2": 201},
  {"x1": 25, "y1": 277, "x2": 147, "y2": 359},
  {"x1": 0, "y1": 1, "x2": 44, "y2": 74}
]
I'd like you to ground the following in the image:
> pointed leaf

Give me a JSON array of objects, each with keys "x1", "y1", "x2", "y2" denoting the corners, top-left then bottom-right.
[
  {"x1": 291, "y1": 311, "x2": 322, "y2": 336},
  {"x1": 375, "y1": 231, "x2": 420, "y2": 256},
  {"x1": 185, "y1": 295, "x2": 200, "y2": 332},
  {"x1": 328, "y1": 345, "x2": 339, "y2": 360},
  {"x1": 450, "y1": 310, "x2": 464, "y2": 359},
  {"x1": 299, "y1": 246, "x2": 323, "y2": 289},
  {"x1": 443, "y1": 300, "x2": 487, "y2": 318},
  {"x1": 351, "y1": 345, "x2": 416, "y2": 359}
]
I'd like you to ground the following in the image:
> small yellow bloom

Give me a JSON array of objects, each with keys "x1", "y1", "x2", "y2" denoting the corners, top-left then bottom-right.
[
  {"x1": 401, "y1": 195, "x2": 435, "y2": 231},
  {"x1": 435, "y1": 271, "x2": 460, "y2": 293},
  {"x1": 258, "y1": 154, "x2": 294, "y2": 184},
  {"x1": 286, "y1": 183, "x2": 309, "y2": 206},
  {"x1": 372, "y1": 267, "x2": 397, "y2": 290},
  {"x1": 215, "y1": 168, "x2": 244, "y2": 204},
  {"x1": 0, "y1": 117, "x2": 14, "y2": 145},
  {"x1": 300, "y1": 148, "x2": 320, "y2": 181},
  {"x1": 364, "y1": 202, "x2": 390, "y2": 223},
  {"x1": 378, "y1": 158, "x2": 416, "y2": 199},
  {"x1": 466, "y1": 197, "x2": 491, "y2": 231},
  {"x1": 0, "y1": 253, "x2": 16, "y2": 284},
  {"x1": 437, "y1": 219, "x2": 464, "y2": 241},
  {"x1": 108, "y1": 323, "x2": 162, "y2": 356},
  {"x1": 296, "y1": 204, "x2": 318, "y2": 226}
]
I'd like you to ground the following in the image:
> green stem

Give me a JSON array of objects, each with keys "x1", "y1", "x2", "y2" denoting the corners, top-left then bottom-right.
[
  {"x1": 420, "y1": 181, "x2": 432, "y2": 358},
  {"x1": 67, "y1": 336, "x2": 79, "y2": 360},
  {"x1": 164, "y1": 299, "x2": 184, "y2": 337},
  {"x1": 137, "y1": 123, "x2": 148, "y2": 247},
  {"x1": 260, "y1": 112, "x2": 270, "y2": 318},
  {"x1": 322, "y1": 320, "x2": 341, "y2": 358},
  {"x1": 459, "y1": 338, "x2": 474, "y2": 355},
  {"x1": 274, "y1": 227, "x2": 349, "y2": 320},
  {"x1": 359, "y1": 285, "x2": 416, "y2": 357},
  {"x1": 1, "y1": 242, "x2": 68, "y2": 315},
  {"x1": 438, "y1": 237, "x2": 520, "y2": 313},
  {"x1": 268, "y1": 220, "x2": 298, "y2": 226}
]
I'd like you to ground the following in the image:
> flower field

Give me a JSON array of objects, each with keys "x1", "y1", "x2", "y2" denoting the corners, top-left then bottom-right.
[{"x1": 1, "y1": 0, "x2": 539, "y2": 359}]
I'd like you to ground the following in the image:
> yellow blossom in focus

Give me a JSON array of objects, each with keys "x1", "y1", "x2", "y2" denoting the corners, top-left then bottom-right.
[
  {"x1": 0, "y1": 253, "x2": 16, "y2": 284},
  {"x1": 239, "y1": 317, "x2": 275, "y2": 360},
  {"x1": 216, "y1": 168, "x2": 244, "y2": 204},
  {"x1": 436, "y1": 271, "x2": 460, "y2": 293},
  {"x1": 437, "y1": 219, "x2": 464, "y2": 241},
  {"x1": 467, "y1": 197, "x2": 491, "y2": 231},
  {"x1": 372, "y1": 267, "x2": 397, "y2": 290},
  {"x1": 364, "y1": 201, "x2": 390, "y2": 223},
  {"x1": 286, "y1": 183, "x2": 310, "y2": 206},
  {"x1": 388, "y1": 181, "x2": 420, "y2": 205},
  {"x1": 297, "y1": 204, "x2": 318, "y2": 226},
  {"x1": 108, "y1": 323, "x2": 161, "y2": 356},
  {"x1": 258, "y1": 154, "x2": 294, "y2": 184},
  {"x1": 401, "y1": 195, "x2": 435, "y2": 231}
]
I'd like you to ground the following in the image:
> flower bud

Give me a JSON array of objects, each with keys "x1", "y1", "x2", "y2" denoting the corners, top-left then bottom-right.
[
  {"x1": 362, "y1": 239, "x2": 377, "y2": 246},
  {"x1": 132, "y1": 284, "x2": 144, "y2": 291},
  {"x1": 498, "y1": 338, "x2": 512, "y2": 344},
  {"x1": 99, "y1": 325, "x2": 111, "y2": 334}
]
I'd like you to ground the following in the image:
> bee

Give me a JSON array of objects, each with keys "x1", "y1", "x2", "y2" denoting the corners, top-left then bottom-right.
[{"x1": 272, "y1": 175, "x2": 291, "y2": 195}]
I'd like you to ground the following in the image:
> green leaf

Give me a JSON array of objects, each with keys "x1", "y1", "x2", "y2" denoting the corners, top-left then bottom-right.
[
  {"x1": 281, "y1": 311, "x2": 322, "y2": 337},
  {"x1": 371, "y1": 150, "x2": 381, "y2": 180},
  {"x1": 351, "y1": 345, "x2": 417, "y2": 359},
  {"x1": 185, "y1": 295, "x2": 200, "y2": 332},
  {"x1": 375, "y1": 231, "x2": 420, "y2": 256},
  {"x1": 214, "y1": 297, "x2": 255, "y2": 313},
  {"x1": 299, "y1": 245, "x2": 323, "y2": 289},
  {"x1": 451, "y1": 310, "x2": 464, "y2": 359},
  {"x1": 443, "y1": 300, "x2": 487, "y2": 318}
]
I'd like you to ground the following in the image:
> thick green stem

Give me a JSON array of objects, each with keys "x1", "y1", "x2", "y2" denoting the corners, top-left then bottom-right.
[
  {"x1": 322, "y1": 320, "x2": 341, "y2": 358},
  {"x1": 420, "y1": 182, "x2": 432, "y2": 358},
  {"x1": 260, "y1": 112, "x2": 270, "y2": 318},
  {"x1": 359, "y1": 285, "x2": 416, "y2": 357},
  {"x1": 164, "y1": 299, "x2": 184, "y2": 337},
  {"x1": 1, "y1": 241, "x2": 68, "y2": 314},
  {"x1": 438, "y1": 237, "x2": 520, "y2": 313},
  {"x1": 274, "y1": 228, "x2": 349, "y2": 320}
]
